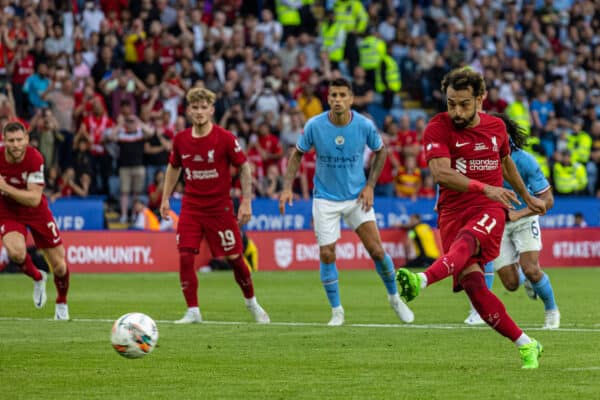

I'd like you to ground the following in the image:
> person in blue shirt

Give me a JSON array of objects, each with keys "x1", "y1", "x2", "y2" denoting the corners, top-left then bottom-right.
[
  {"x1": 465, "y1": 113, "x2": 560, "y2": 329},
  {"x1": 22, "y1": 62, "x2": 50, "y2": 114},
  {"x1": 279, "y1": 77, "x2": 414, "y2": 326}
]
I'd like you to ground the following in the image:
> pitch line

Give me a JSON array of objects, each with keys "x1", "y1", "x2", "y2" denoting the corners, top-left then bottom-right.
[{"x1": 1, "y1": 316, "x2": 600, "y2": 332}]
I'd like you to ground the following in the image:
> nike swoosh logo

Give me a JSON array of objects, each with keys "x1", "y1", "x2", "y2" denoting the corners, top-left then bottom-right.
[
  {"x1": 182, "y1": 154, "x2": 191, "y2": 159},
  {"x1": 456, "y1": 142, "x2": 470, "y2": 147}
]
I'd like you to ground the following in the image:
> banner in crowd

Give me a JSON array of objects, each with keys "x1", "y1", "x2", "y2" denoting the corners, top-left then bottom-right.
[
  {"x1": 49, "y1": 197, "x2": 105, "y2": 230},
  {"x1": 49, "y1": 197, "x2": 598, "y2": 231},
  {"x1": 21, "y1": 228, "x2": 596, "y2": 273},
  {"x1": 170, "y1": 197, "x2": 599, "y2": 230}
]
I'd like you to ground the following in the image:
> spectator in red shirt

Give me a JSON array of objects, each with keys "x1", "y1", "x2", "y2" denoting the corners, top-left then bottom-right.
[
  {"x1": 75, "y1": 97, "x2": 115, "y2": 195},
  {"x1": 482, "y1": 86, "x2": 508, "y2": 114},
  {"x1": 8, "y1": 41, "x2": 34, "y2": 118},
  {"x1": 250, "y1": 122, "x2": 283, "y2": 172}
]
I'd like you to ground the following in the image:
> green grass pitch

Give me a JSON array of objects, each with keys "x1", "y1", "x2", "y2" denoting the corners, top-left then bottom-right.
[{"x1": 1, "y1": 268, "x2": 599, "y2": 399}]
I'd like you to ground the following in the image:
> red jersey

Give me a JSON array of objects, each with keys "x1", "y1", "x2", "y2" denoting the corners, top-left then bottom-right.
[
  {"x1": 424, "y1": 112, "x2": 510, "y2": 212},
  {"x1": 11, "y1": 54, "x2": 35, "y2": 85},
  {"x1": 169, "y1": 125, "x2": 246, "y2": 214},
  {"x1": 299, "y1": 149, "x2": 316, "y2": 192},
  {"x1": 258, "y1": 133, "x2": 282, "y2": 171},
  {"x1": 0, "y1": 146, "x2": 48, "y2": 215},
  {"x1": 83, "y1": 114, "x2": 114, "y2": 155}
]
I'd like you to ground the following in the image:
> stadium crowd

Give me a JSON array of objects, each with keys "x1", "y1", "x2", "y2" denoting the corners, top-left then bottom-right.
[{"x1": 0, "y1": 0, "x2": 598, "y2": 223}]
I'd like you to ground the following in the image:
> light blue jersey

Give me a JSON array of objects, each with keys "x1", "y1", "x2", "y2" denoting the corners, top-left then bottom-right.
[
  {"x1": 505, "y1": 149, "x2": 550, "y2": 210},
  {"x1": 297, "y1": 111, "x2": 383, "y2": 201}
]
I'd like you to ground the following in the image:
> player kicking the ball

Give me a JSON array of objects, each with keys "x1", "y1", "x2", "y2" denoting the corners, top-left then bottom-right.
[
  {"x1": 396, "y1": 68, "x2": 546, "y2": 368},
  {"x1": 0, "y1": 122, "x2": 70, "y2": 320},
  {"x1": 160, "y1": 88, "x2": 269, "y2": 324}
]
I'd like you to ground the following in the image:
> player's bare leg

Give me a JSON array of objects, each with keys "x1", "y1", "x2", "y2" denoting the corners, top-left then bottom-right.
[
  {"x1": 356, "y1": 221, "x2": 413, "y2": 323},
  {"x1": 520, "y1": 251, "x2": 560, "y2": 329},
  {"x1": 43, "y1": 245, "x2": 70, "y2": 320},
  {"x1": 3, "y1": 231, "x2": 47, "y2": 308}
]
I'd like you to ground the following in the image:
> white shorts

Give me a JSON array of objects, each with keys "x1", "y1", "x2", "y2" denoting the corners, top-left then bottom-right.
[
  {"x1": 312, "y1": 198, "x2": 376, "y2": 246},
  {"x1": 493, "y1": 215, "x2": 542, "y2": 271}
]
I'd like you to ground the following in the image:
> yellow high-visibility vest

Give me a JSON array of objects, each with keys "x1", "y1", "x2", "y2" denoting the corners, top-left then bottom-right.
[
  {"x1": 359, "y1": 36, "x2": 385, "y2": 70},
  {"x1": 276, "y1": 0, "x2": 301, "y2": 26},
  {"x1": 320, "y1": 21, "x2": 345, "y2": 62},
  {"x1": 553, "y1": 162, "x2": 588, "y2": 194},
  {"x1": 375, "y1": 54, "x2": 401, "y2": 92},
  {"x1": 334, "y1": 0, "x2": 368, "y2": 34}
]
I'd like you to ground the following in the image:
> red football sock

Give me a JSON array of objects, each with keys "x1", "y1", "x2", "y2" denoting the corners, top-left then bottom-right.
[
  {"x1": 179, "y1": 251, "x2": 198, "y2": 307},
  {"x1": 228, "y1": 256, "x2": 254, "y2": 299},
  {"x1": 424, "y1": 232, "x2": 477, "y2": 286},
  {"x1": 20, "y1": 253, "x2": 42, "y2": 281},
  {"x1": 54, "y1": 268, "x2": 70, "y2": 304},
  {"x1": 462, "y1": 271, "x2": 523, "y2": 341}
]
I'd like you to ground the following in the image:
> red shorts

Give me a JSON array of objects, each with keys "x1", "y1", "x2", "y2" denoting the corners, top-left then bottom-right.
[
  {"x1": 0, "y1": 206, "x2": 62, "y2": 248},
  {"x1": 438, "y1": 206, "x2": 506, "y2": 291},
  {"x1": 176, "y1": 210, "x2": 243, "y2": 257}
]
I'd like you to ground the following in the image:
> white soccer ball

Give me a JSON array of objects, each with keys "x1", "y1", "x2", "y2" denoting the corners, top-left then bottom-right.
[{"x1": 111, "y1": 312, "x2": 159, "y2": 359}]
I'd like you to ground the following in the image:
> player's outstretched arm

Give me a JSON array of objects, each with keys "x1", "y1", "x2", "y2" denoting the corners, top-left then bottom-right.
[
  {"x1": 279, "y1": 147, "x2": 304, "y2": 215},
  {"x1": 0, "y1": 177, "x2": 43, "y2": 207},
  {"x1": 237, "y1": 162, "x2": 253, "y2": 226},
  {"x1": 502, "y1": 156, "x2": 546, "y2": 215},
  {"x1": 429, "y1": 157, "x2": 519, "y2": 209},
  {"x1": 160, "y1": 163, "x2": 181, "y2": 220}
]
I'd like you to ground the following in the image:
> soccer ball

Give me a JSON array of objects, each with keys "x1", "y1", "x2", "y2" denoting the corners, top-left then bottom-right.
[{"x1": 111, "y1": 313, "x2": 159, "y2": 359}]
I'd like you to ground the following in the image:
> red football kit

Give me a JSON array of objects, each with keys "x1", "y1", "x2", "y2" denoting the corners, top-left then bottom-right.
[
  {"x1": 169, "y1": 125, "x2": 247, "y2": 256},
  {"x1": 0, "y1": 146, "x2": 62, "y2": 248},
  {"x1": 424, "y1": 112, "x2": 510, "y2": 285}
]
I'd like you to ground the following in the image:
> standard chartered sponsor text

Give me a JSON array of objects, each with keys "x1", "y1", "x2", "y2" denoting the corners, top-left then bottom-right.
[
  {"x1": 67, "y1": 246, "x2": 153, "y2": 264},
  {"x1": 192, "y1": 169, "x2": 218, "y2": 180},
  {"x1": 469, "y1": 159, "x2": 498, "y2": 171}
]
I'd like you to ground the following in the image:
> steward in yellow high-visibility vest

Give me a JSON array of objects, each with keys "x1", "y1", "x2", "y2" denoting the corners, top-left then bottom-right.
[
  {"x1": 320, "y1": 10, "x2": 346, "y2": 67},
  {"x1": 375, "y1": 53, "x2": 401, "y2": 109},
  {"x1": 276, "y1": 0, "x2": 302, "y2": 40},
  {"x1": 358, "y1": 32, "x2": 386, "y2": 83},
  {"x1": 506, "y1": 90, "x2": 531, "y2": 139},
  {"x1": 567, "y1": 128, "x2": 592, "y2": 165},
  {"x1": 333, "y1": 0, "x2": 368, "y2": 34},
  {"x1": 553, "y1": 151, "x2": 588, "y2": 195},
  {"x1": 334, "y1": 0, "x2": 368, "y2": 72}
]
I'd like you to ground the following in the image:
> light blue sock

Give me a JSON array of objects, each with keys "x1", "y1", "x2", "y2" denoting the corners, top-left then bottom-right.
[
  {"x1": 532, "y1": 273, "x2": 557, "y2": 311},
  {"x1": 483, "y1": 262, "x2": 494, "y2": 289},
  {"x1": 374, "y1": 253, "x2": 397, "y2": 295},
  {"x1": 517, "y1": 266, "x2": 526, "y2": 286},
  {"x1": 320, "y1": 262, "x2": 340, "y2": 308}
]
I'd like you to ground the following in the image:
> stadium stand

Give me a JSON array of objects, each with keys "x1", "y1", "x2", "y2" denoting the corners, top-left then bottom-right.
[{"x1": 0, "y1": 0, "x2": 598, "y2": 230}]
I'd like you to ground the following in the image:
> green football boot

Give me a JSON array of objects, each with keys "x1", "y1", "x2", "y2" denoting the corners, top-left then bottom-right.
[
  {"x1": 519, "y1": 339, "x2": 543, "y2": 369},
  {"x1": 395, "y1": 268, "x2": 422, "y2": 302}
]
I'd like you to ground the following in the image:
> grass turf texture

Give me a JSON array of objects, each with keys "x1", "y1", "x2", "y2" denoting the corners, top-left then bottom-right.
[{"x1": 1, "y1": 268, "x2": 599, "y2": 399}]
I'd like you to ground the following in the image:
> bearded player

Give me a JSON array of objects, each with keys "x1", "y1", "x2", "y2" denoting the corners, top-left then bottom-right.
[
  {"x1": 0, "y1": 122, "x2": 70, "y2": 320},
  {"x1": 396, "y1": 68, "x2": 547, "y2": 368}
]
